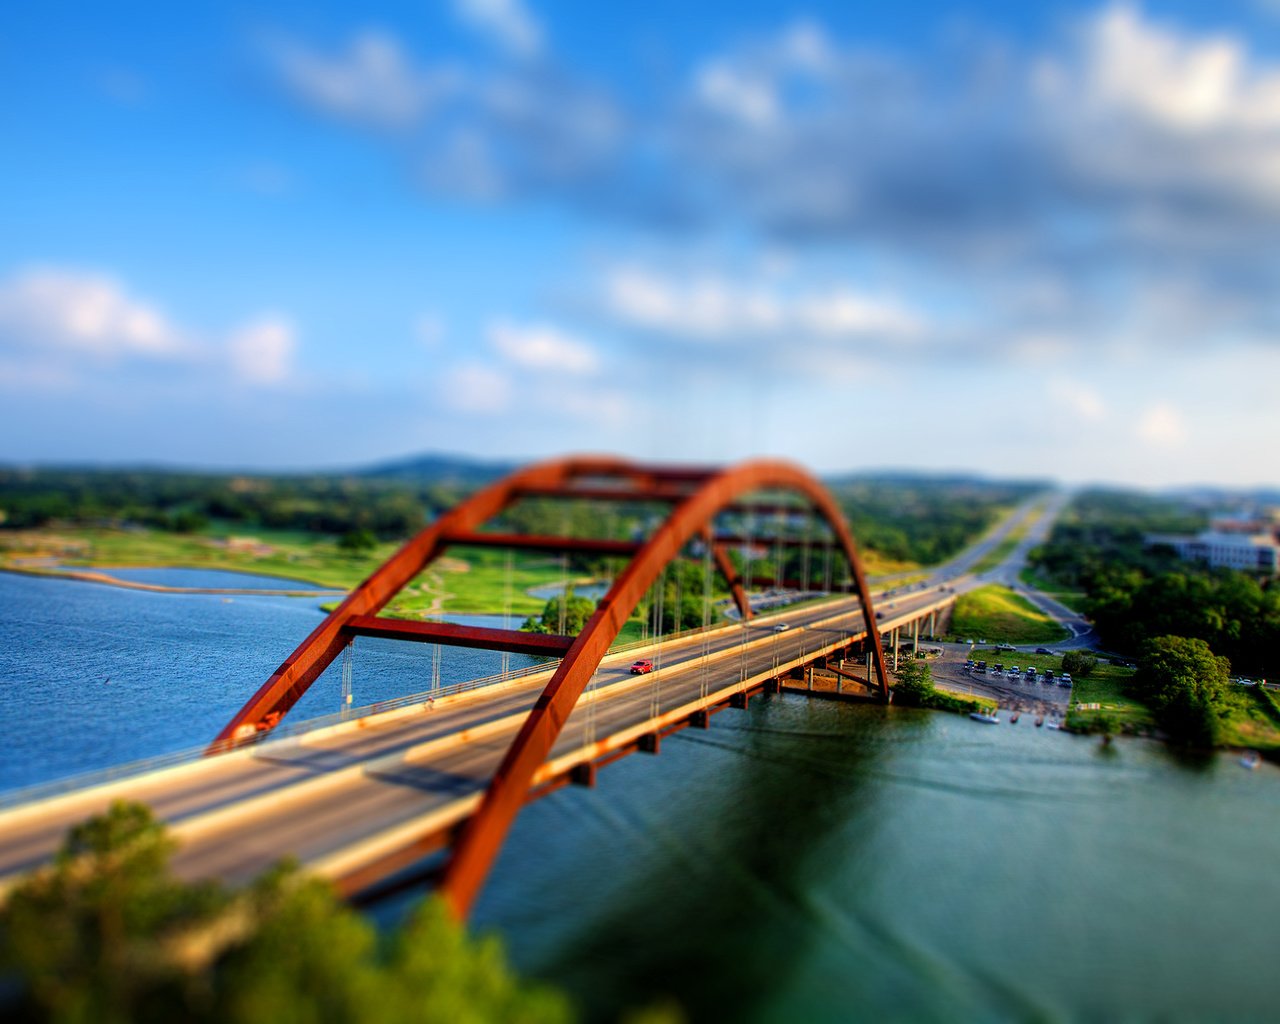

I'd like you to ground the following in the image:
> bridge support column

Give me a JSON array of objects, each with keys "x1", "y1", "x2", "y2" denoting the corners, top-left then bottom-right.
[
  {"x1": 691, "y1": 710, "x2": 710, "y2": 729},
  {"x1": 730, "y1": 692, "x2": 750, "y2": 710},
  {"x1": 639, "y1": 733, "x2": 661, "y2": 754},
  {"x1": 929, "y1": 610, "x2": 936, "y2": 639},
  {"x1": 571, "y1": 762, "x2": 597, "y2": 787},
  {"x1": 912, "y1": 618, "x2": 919, "y2": 654},
  {"x1": 893, "y1": 628, "x2": 900, "y2": 672}
]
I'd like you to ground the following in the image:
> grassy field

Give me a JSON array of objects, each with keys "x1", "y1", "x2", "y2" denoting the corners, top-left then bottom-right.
[
  {"x1": 1018, "y1": 567, "x2": 1088, "y2": 612},
  {"x1": 1219, "y1": 688, "x2": 1280, "y2": 752},
  {"x1": 950, "y1": 585, "x2": 1070, "y2": 644},
  {"x1": 0, "y1": 527, "x2": 571, "y2": 615},
  {"x1": 1062, "y1": 663, "x2": 1152, "y2": 733},
  {"x1": 0, "y1": 527, "x2": 375, "y2": 588}
]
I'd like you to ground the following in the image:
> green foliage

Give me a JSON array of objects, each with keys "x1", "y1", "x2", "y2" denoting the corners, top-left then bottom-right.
[
  {"x1": 522, "y1": 586, "x2": 596, "y2": 635},
  {"x1": 951, "y1": 585, "x2": 1069, "y2": 644},
  {"x1": 0, "y1": 801, "x2": 229, "y2": 1023},
  {"x1": 0, "y1": 469, "x2": 438, "y2": 540},
  {"x1": 891, "y1": 659, "x2": 989, "y2": 714},
  {"x1": 892, "y1": 659, "x2": 935, "y2": 701},
  {"x1": 1029, "y1": 490, "x2": 1280, "y2": 676},
  {"x1": 0, "y1": 803, "x2": 574, "y2": 1024},
  {"x1": 337, "y1": 528, "x2": 377, "y2": 553},
  {"x1": 1061, "y1": 651, "x2": 1097, "y2": 677},
  {"x1": 1133, "y1": 635, "x2": 1234, "y2": 747},
  {"x1": 831, "y1": 476, "x2": 1041, "y2": 566}
]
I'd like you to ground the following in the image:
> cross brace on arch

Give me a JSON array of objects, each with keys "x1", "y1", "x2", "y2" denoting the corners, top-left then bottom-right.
[{"x1": 207, "y1": 456, "x2": 889, "y2": 917}]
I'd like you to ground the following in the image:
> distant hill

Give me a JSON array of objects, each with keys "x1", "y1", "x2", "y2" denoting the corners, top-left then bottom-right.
[{"x1": 358, "y1": 453, "x2": 516, "y2": 485}]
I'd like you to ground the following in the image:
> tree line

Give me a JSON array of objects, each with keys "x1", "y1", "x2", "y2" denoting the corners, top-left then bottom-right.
[{"x1": 1030, "y1": 490, "x2": 1279, "y2": 677}]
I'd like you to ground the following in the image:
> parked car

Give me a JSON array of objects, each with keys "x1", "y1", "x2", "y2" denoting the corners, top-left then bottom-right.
[
  {"x1": 630, "y1": 659, "x2": 654, "y2": 675},
  {"x1": 1025, "y1": 668, "x2": 1037, "y2": 680}
]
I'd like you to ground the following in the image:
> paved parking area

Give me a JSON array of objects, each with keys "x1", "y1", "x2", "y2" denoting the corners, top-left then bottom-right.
[{"x1": 924, "y1": 642, "x2": 1073, "y2": 719}]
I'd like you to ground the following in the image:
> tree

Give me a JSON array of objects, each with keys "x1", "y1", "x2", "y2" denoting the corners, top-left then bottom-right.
[
  {"x1": 522, "y1": 586, "x2": 595, "y2": 635},
  {"x1": 1061, "y1": 651, "x2": 1097, "y2": 677},
  {"x1": 1132, "y1": 635, "x2": 1233, "y2": 747},
  {"x1": 892, "y1": 659, "x2": 935, "y2": 703},
  {"x1": 338, "y1": 528, "x2": 377, "y2": 554},
  {"x1": 0, "y1": 803, "x2": 574, "y2": 1024}
]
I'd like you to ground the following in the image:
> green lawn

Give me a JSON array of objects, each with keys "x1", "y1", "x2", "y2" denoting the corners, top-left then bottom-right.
[
  {"x1": 1017, "y1": 567, "x2": 1088, "y2": 612},
  {"x1": 1063, "y1": 663, "x2": 1152, "y2": 733},
  {"x1": 1219, "y1": 687, "x2": 1280, "y2": 752},
  {"x1": 950, "y1": 585, "x2": 1070, "y2": 644}
]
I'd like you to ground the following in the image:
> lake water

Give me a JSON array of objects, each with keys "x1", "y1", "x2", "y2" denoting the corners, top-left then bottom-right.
[
  {"x1": 0, "y1": 570, "x2": 540, "y2": 790},
  {"x1": 4, "y1": 569, "x2": 1279, "y2": 1021}
]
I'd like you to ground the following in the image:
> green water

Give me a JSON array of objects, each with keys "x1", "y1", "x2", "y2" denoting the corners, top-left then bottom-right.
[{"x1": 472, "y1": 697, "x2": 1280, "y2": 1022}]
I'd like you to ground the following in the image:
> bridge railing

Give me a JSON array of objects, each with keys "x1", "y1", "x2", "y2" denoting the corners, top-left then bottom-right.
[{"x1": 0, "y1": 591, "x2": 861, "y2": 813}]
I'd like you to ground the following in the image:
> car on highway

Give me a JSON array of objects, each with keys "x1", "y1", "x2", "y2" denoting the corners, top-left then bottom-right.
[
  {"x1": 630, "y1": 659, "x2": 654, "y2": 675},
  {"x1": 1035, "y1": 647, "x2": 1053, "y2": 655},
  {"x1": 773, "y1": 623, "x2": 791, "y2": 632}
]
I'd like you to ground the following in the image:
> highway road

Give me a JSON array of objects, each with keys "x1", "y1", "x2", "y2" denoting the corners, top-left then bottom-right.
[{"x1": 0, "y1": 493, "x2": 1065, "y2": 897}]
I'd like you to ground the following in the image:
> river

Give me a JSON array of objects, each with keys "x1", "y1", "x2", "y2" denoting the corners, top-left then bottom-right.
[{"x1": 4, "y1": 569, "x2": 1278, "y2": 1020}]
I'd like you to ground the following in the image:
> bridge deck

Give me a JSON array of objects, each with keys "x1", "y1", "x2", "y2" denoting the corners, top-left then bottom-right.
[{"x1": 0, "y1": 590, "x2": 954, "y2": 897}]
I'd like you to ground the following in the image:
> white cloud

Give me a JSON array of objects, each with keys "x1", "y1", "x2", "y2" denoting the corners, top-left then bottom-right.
[
  {"x1": 275, "y1": 31, "x2": 456, "y2": 128},
  {"x1": 1038, "y1": 5, "x2": 1280, "y2": 209},
  {"x1": 0, "y1": 269, "x2": 185, "y2": 358},
  {"x1": 1136, "y1": 403, "x2": 1188, "y2": 445},
  {"x1": 604, "y1": 267, "x2": 920, "y2": 343},
  {"x1": 227, "y1": 315, "x2": 297, "y2": 386},
  {"x1": 488, "y1": 318, "x2": 598, "y2": 374},
  {"x1": 453, "y1": 0, "x2": 543, "y2": 58},
  {"x1": 695, "y1": 61, "x2": 779, "y2": 126},
  {"x1": 1073, "y1": 5, "x2": 1280, "y2": 132},
  {"x1": 1049, "y1": 377, "x2": 1107, "y2": 421},
  {"x1": 443, "y1": 363, "x2": 512, "y2": 412}
]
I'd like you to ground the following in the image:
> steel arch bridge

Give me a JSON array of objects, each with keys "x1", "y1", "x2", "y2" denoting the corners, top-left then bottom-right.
[{"x1": 211, "y1": 456, "x2": 889, "y2": 918}]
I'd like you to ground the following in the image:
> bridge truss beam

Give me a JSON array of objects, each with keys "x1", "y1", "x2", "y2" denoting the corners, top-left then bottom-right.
[{"x1": 208, "y1": 456, "x2": 889, "y2": 919}]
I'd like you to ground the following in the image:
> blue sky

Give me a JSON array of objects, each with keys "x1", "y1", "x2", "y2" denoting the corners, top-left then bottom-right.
[{"x1": 2, "y1": 1, "x2": 1278, "y2": 485}]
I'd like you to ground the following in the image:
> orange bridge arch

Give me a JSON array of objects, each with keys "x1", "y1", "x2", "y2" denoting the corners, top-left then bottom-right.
[{"x1": 209, "y1": 456, "x2": 889, "y2": 918}]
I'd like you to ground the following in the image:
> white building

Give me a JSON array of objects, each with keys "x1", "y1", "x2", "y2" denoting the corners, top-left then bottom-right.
[{"x1": 1147, "y1": 513, "x2": 1280, "y2": 576}]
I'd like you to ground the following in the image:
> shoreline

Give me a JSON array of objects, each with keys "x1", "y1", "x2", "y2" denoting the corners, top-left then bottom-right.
[{"x1": 0, "y1": 565, "x2": 345, "y2": 598}]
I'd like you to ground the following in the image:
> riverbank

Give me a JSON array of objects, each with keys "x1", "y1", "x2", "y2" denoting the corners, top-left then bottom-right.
[{"x1": 1, "y1": 564, "x2": 344, "y2": 597}]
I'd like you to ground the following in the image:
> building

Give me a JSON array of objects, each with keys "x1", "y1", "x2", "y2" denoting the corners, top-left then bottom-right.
[{"x1": 1146, "y1": 511, "x2": 1280, "y2": 576}]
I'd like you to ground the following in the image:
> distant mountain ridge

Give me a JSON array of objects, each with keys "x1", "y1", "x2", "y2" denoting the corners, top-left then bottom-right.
[{"x1": 358, "y1": 453, "x2": 517, "y2": 484}]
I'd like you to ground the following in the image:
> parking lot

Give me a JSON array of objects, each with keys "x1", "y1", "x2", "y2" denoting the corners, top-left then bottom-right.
[{"x1": 923, "y1": 641, "x2": 1074, "y2": 719}]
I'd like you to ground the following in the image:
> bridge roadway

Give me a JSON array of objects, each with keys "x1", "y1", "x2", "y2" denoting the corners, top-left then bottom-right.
[{"x1": 0, "y1": 586, "x2": 954, "y2": 897}]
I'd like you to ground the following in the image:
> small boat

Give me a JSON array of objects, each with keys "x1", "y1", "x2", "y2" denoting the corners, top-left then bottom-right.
[
  {"x1": 1010, "y1": 713, "x2": 1020, "y2": 724},
  {"x1": 969, "y1": 711, "x2": 1000, "y2": 724},
  {"x1": 1034, "y1": 716, "x2": 1044, "y2": 727},
  {"x1": 1045, "y1": 720, "x2": 1061, "y2": 730},
  {"x1": 1241, "y1": 750, "x2": 1261, "y2": 770}
]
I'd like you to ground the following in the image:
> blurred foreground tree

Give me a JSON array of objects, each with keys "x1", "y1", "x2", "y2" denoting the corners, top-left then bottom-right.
[{"x1": 0, "y1": 802, "x2": 572, "y2": 1024}]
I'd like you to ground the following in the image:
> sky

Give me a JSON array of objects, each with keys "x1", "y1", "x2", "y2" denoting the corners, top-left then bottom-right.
[{"x1": 1, "y1": 1, "x2": 1278, "y2": 486}]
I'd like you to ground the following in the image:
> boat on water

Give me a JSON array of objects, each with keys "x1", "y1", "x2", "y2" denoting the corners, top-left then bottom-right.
[
  {"x1": 1045, "y1": 720, "x2": 1062, "y2": 730},
  {"x1": 969, "y1": 711, "x2": 1000, "y2": 724},
  {"x1": 1010, "y1": 712, "x2": 1020, "y2": 723},
  {"x1": 1241, "y1": 750, "x2": 1261, "y2": 770},
  {"x1": 1034, "y1": 716, "x2": 1044, "y2": 727}
]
